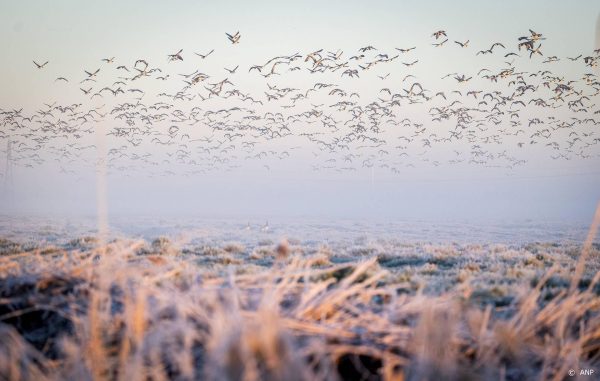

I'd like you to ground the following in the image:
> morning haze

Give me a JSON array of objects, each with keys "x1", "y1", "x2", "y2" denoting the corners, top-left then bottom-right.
[{"x1": 0, "y1": 0, "x2": 599, "y2": 223}]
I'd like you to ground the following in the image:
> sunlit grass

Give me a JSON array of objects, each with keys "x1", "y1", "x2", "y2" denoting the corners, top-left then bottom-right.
[{"x1": 0, "y1": 218, "x2": 599, "y2": 381}]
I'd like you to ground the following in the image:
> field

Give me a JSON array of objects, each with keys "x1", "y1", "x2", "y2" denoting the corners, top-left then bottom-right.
[{"x1": 0, "y1": 217, "x2": 599, "y2": 381}]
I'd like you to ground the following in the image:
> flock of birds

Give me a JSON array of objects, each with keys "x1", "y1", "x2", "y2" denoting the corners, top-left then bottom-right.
[{"x1": 1, "y1": 29, "x2": 600, "y2": 178}]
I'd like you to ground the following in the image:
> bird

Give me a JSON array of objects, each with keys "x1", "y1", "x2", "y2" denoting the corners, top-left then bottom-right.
[
  {"x1": 226, "y1": 31, "x2": 241, "y2": 44},
  {"x1": 195, "y1": 49, "x2": 214, "y2": 59},
  {"x1": 168, "y1": 49, "x2": 184, "y2": 61},
  {"x1": 101, "y1": 57, "x2": 115, "y2": 63},
  {"x1": 529, "y1": 44, "x2": 543, "y2": 58},
  {"x1": 224, "y1": 65, "x2": 239, "y2": 74},
  {"x1": 432, "y1": 30, "x2": 447, "y2": 39},
  {"x1": 454, "y1": 40, "x2": 469, "y2": 48},
  {"x1": 454, "y1": 74, "x2": 472, "y2": 83},
  {"x1": 432, "y1": 39, "x2": 448, "y2": 47},
  {"x1": 84, "y1": 68, "x2": 100, "y2": 77},
  {"x1": 359, "y1": 45, "x2": 376, "y2": 52},
  {"x1": 33, "y1": 60, "x2": 48, "y2": 69},
  {"x1": 527, "y1": 29, "x2": 544, "y2": 41}
]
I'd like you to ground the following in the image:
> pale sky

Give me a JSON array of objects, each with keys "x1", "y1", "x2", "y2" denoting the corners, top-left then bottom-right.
[{"x1": 0, "y1": 1, "x2": 599, "y2": 223}]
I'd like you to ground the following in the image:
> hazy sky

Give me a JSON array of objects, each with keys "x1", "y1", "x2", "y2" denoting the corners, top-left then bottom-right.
[{"x1": 1, "y1": 1, "x2": 599, "y2": 223}]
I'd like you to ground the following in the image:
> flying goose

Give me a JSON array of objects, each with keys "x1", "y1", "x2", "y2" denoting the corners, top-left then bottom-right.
[
  {"x1": 195, "y1": 49, "x2": 214, "y2": 59},
  {"x1": 226, "y1": 31, "x2": 241, "y2": 44},
  {"x1": 84, "y1": 68, "x2": 100, "y2": 77},
  {"x1": 33, "y1": 60, "x2": 48, "y2": 69},
  {"x1": 168, "y1": 49, "x2": 183, "y2": 61}
]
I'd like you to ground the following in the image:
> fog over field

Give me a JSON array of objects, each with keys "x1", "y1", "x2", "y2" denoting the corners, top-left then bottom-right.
[{"x1": 0, "y1": 1, "x2": 599, "y2": 223}]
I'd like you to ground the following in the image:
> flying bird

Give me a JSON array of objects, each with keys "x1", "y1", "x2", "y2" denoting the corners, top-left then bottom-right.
[
  {"x1": 84, "y1": 68, "x2": 100, "y2": 77},
  {"x1": 432, "y1": 39, "x2": 448, "y2": 47},
  {"x1": 33, "y1": 60, "x2": 48, "y2": 69},
  {"x1": 195, "y1": 49, "x2": 214, "y2": 59},
  {"x1": 168, "y1": 49, "x2": 184, "y2": 61},
  {"x1": 432, "y1": 30, "x2": 447, "y2": 39},
  {"x1": 226, "y1": 31, "x2": 241, "y2": 44}
]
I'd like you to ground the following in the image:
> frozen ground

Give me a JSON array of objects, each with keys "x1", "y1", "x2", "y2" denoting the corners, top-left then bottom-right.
[{"x1": 0, "y1": 216, "x2": 599, "y2": 380}]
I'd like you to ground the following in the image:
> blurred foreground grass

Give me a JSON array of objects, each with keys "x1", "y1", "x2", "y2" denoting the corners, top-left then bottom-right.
[{"x1": 0, "y1": 235, "x2": 599, "y2": 381}]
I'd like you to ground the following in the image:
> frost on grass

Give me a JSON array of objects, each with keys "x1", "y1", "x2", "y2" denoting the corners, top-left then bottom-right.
[{"x1": 0, "y1": 237, "x2": 598, "y2": 380}]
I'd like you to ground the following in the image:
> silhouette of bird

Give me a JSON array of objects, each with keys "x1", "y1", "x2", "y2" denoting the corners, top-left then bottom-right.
[
  {"x1": 33, "y1": 60, "x2": 48, "y2": 69},
  {"x1": 226, "y1": 31, "x2": 241, "y2": 44}
]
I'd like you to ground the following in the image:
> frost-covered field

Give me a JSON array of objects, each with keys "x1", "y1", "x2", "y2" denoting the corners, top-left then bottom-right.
[{"x1": 0, "y1": 217, "x2": 599, "y2": 380}]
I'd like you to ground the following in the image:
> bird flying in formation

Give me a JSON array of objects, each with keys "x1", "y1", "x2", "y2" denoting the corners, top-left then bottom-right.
[{"x1": 226, "y1": 31, "x2": 241, "y2": 44}]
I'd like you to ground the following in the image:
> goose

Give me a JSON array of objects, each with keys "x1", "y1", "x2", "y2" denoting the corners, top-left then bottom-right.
[
  {"x1": 195, "y1": 49, "x2": 214, "y2": 59},
  {"x1": 432, "y1": 30, "x2": 446, "y2": 39},
  {"x1": 454, "y1": 74, "x2": 472, "y2": 83},
  {"x1": 84, "y1": 68, "x2": 100, "y2": 77},
  {"x1": 33, "y1": 60, "x2": 48, "y2": 69},
  {"x1": 168, "y1": 49, "x2": 183, "y2": 61},
  {"x1": 395, "y1": 47, "x2": 416, "y2": 53},
  {"x1": 249, "y1": 65, "x2": 263, "y2": 73},
  {"x1": 134, "y1": 59, "x2": 148, "y2": 68},
  {"x1": 528, "y1": 29, "x2": 543, "y2": 41},
  {"x1": 432, "y1": 39, "x2": 448, "y2": 47},
  {"x1": 529, "y1": 44, "x2": 543, "y2": 58},
  {"x1": 226, "y1": 31, "x2": 241, "y2": 44}
]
